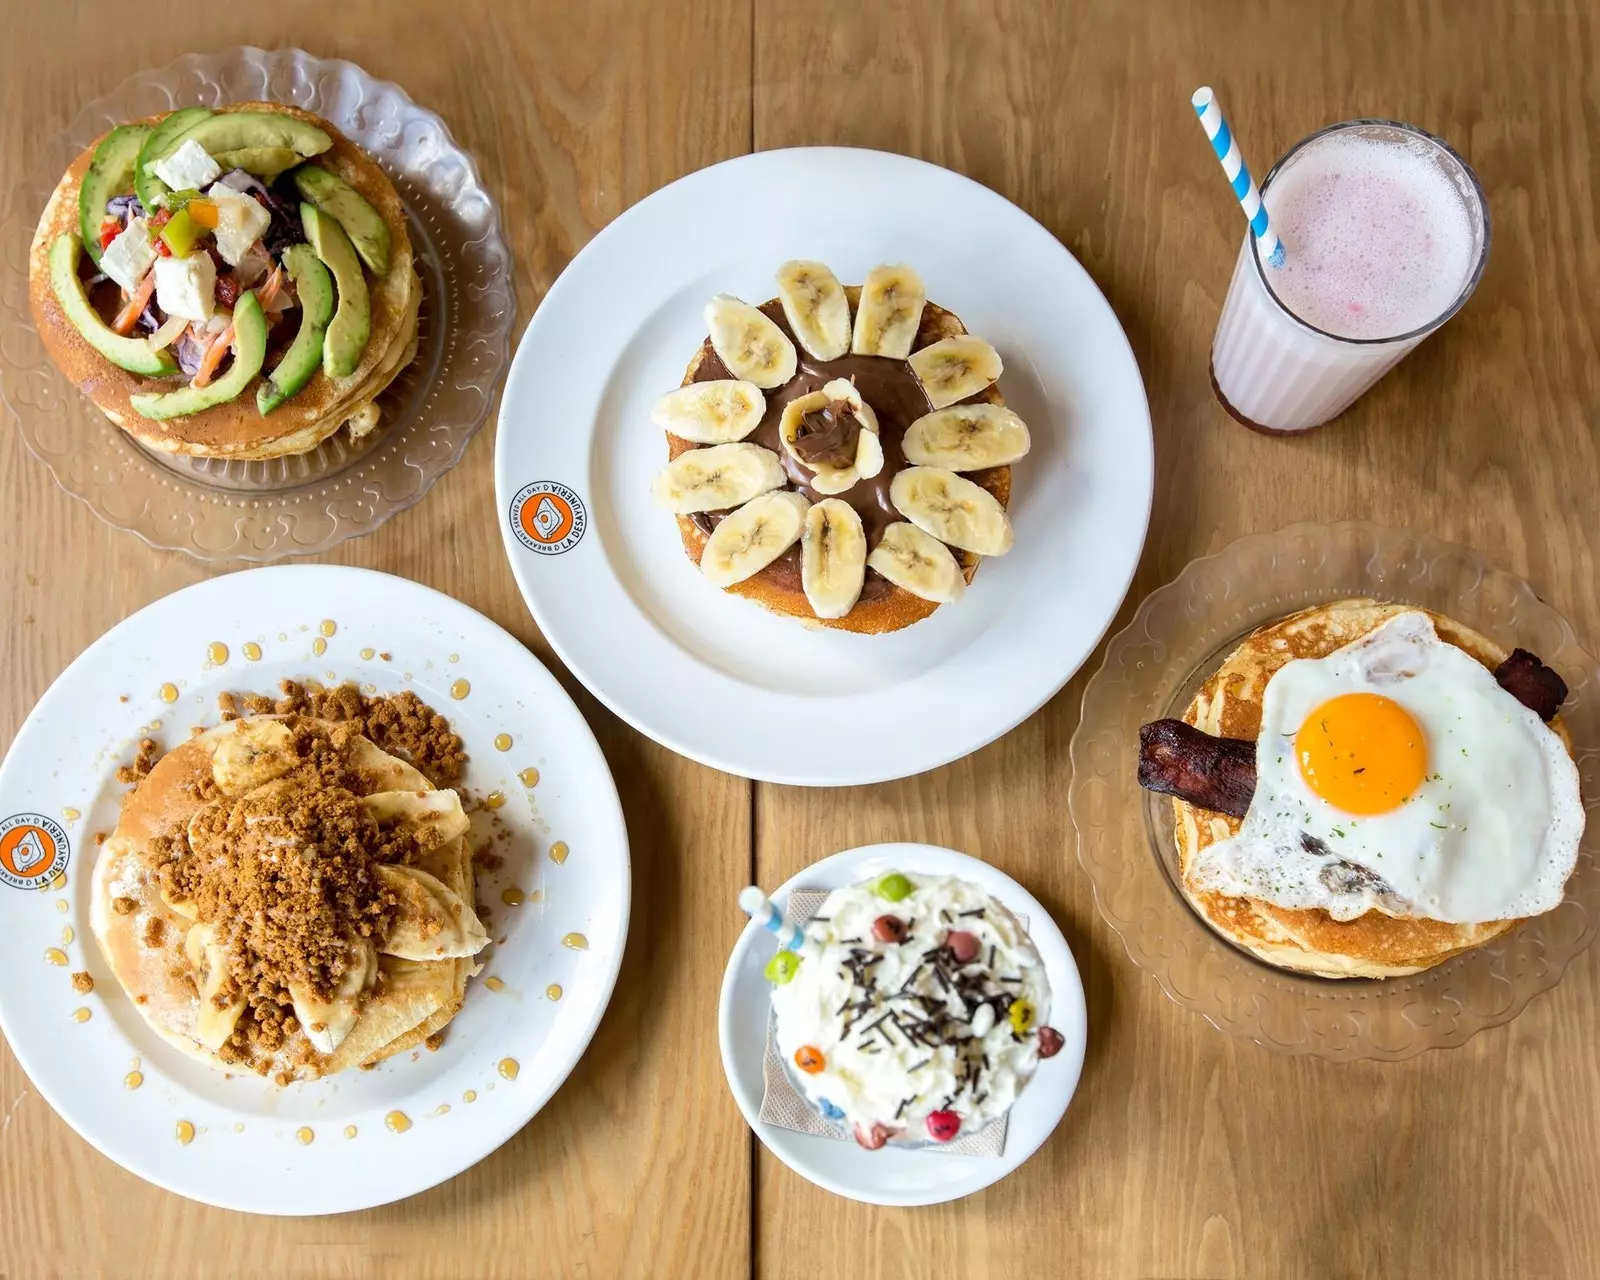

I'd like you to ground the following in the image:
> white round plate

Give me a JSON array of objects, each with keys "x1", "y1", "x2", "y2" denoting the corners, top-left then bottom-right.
[
  {"x1": 0, "y1": 567, "x2": 629, "y2": 1215},
  {"x1": 718, "y1": 843, "x2": 1086, "y2": 1206},
  {"x1": 494, "y1": 146, "x2": 1152, "y2": 785}
]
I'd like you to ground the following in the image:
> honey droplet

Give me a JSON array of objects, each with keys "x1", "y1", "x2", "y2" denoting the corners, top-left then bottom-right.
[
  {"x1": 498, "y1": 1058, "x2": 520, "y2": 1081},
  {"x1": 561, "y1": 932, "x2": 588, "y2": 951},
  {"x1": 500, "y1": 886, "x2": 524, "y2": 907},
  {"x1": 124, "y1": 1071, "x2": 143, "y2": 1090},
  {"x1": 61, "y1": 925, "x2": 74, "y2": 945},
  {"x1": 550, "y1": 841, "x2": 570, "y2": 865},
  {"x1": 176, "y1": 1120, "x2": 195, "y2": 1146},
  {"x1": 519, "y1": 768, "x2": 540, "y2": 788},
  {"x1": 243, "y1": 642, "x2": 262, "y2": 661},
  {"x1": 448, "y1": 653, "x2": 460, "y2": 664},
  {"x1": 494, "y1": 733, "x2": 513, "y2": 752},
  {"x1": 54, "y1": 899, "x2": 68, "y2": 914},
  {"x1": 62, "y1": 807, "x2": 80, "y2": 821},
  {"x1": 360, "y1": 647, "x2": 375, "y2": 660},
  {"x1": 71, "y1": 1007, "x2": 91, "y2": 1023},
  {"x1": 296, "y1": 1127, "x2": 315, "y2": 1145},
  {"x1": 320, "y1": 620, "x2": 337, "y2": 637},
  {"x1": 484, "y1": 976, "x2": 506, "y2": 992},
  {"x1": 44, "y1": 948, "x2": 67, "y2": 966},
  {"x1": 159, "y1": 683, "x2": 179, "y2": 704},
  {"x1": 449, "y1": 678, "x2": 470, "y2": 700},
  {"x1": 207, "y1": 642, "x2": 228, "y2": 665},
  {"x1": 343, "y1": 1125, "x2": 358, "y2": 1139},
  {"x1": 463, "y1": 1090, "x2": 477, "y2": 1104},
  {"x1": 311, "y1": 637, "x2": 327, "y2": 657},
  {"x1": 433, "y1": 1104, "x2": 450, "y2": 1117},
  {"x1": 233, "y1": 1123, "x2": 245, "y2": 1133},
  {"x1": 485, "y1": 790, "x2": 506, "y2": 810},
  {"x1": 50, "y1": 871, "x2": 67, "y2": 890},
  {"x1": 386, "y1": 1110, "x2": 412, "y2": 1134},
  {"x1": 546, "y1": 983, "x2": 563, "y2": 1001}
]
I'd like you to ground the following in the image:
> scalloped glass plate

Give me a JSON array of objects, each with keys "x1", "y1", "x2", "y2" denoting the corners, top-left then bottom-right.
[
  {"x1": 0, "y1": 46, "x2": 514, "y2": 560},
  {"x1": 1069, "y1": 521, "x2": 1600, "y2": 1060}
]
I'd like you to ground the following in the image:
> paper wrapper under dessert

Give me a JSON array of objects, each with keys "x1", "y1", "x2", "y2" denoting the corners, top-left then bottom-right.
[{"x1": 758, "y1": 888, "x2": 1012, "y2": 1158}]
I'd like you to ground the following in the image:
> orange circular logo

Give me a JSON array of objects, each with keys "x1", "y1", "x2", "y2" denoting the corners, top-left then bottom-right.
[
  {"x1": 510, "y1": 482, "x2": 587, "y2": 556},
  {"x1": 0, "y1": 814, "x2": 69, "y2": 890}
]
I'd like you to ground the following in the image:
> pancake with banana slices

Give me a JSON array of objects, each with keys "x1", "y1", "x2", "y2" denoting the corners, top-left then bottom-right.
[
  {"x1": 652, "y1": 262, "x2": 1030, "y2": 634},
  {"x1": 29, "y1": 102, "x2": 421, "y2": 461},
  {"x1": 90, "y1": 714, "x2": 488, "y2": 1081},
  {"x1": 1158, "y1": 600, "x2": 1583, "y2": 979}
]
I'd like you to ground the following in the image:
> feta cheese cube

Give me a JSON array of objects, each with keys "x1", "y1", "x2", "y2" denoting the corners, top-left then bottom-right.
[
  {"x1": 149, "y1": 138, "x2": 222, "y2": 193},
  {"x1": 100, "y1": 216, "x2": 157, "y2": 293},
  {"x1": 204, "y1": 183, "x2": 273, "y2": 266},
  {"x1": 153, "y1": 252, "x2": 216, "y2": 324}
]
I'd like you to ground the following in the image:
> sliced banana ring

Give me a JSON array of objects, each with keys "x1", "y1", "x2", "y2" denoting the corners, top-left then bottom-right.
[
  {"x1": 652, "y1": 442, "x2": 786, "y2": 515},
  {"x1": 289, "y1": 936, "x2": 377, "y2": 1055},
  {"x1": 890, "y1": 466, "x2": 1013, "y2": 557},
  {"x1": 906, "y1": 335, "x2": 1003, "y2": 410},
  {"x1": 377, "y1": 863, "x2": 489, "y2": 961},
  {"x1": 700, "y1": 490, "x2": 810, "y2": 588},
  {"x1": 184, "y1": 922, "x2": 246, "y2": 1051},
  {"x1": 902, "y1": 403, "x2": 1031, "y2": 470},
  {"x1": 651, "y1": 380, "x2": 767, "y2": 444},
  {"x1": 705, "y1": 294, "x2": 797, "y2": 389},
  {"x1": 801, "y1": 499, "x2": 867, "y2": 619},
  {"x1": 867, "y1": 521, "x2": 968, "y2": 604},
  {"x1": 778, "y1": 378, "x2": 884, "y2": 496},
  {"x1": 851, "y1": 264, "x2": 926, "y2": 359},
  {"x1": 776, "y1": 260, "x2": 850, "y2": 361},
  {"x1": 210, "y1": 718, "x2": 297, "y2": 795},
  {"x1": 360, "y1": 788, "x2": 471, "y2": 847}
]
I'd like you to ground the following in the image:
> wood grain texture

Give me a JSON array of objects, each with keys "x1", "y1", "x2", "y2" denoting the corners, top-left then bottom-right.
[{"x1": 1, "y1": 1, "x2": 1598, "y2": 1278}]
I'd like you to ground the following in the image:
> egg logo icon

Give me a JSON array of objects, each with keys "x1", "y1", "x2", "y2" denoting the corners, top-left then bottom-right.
[
  {"x1": 510, "y1": 481, "x2": 587, "y2": 556},
  {"x1": 0, "y1": 814, "x2": 70, "y2": 891}
]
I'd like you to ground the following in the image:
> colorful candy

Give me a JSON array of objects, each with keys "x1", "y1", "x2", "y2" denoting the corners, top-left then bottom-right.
[
  {"x1": 764, "y1": 950, "x2": 801, "y2": 984},
  {"x1": 926, "y1": 1110, "x2": 962, "y2": 1143},
  {"x1": 854, "y1": 1122, "x2": 891, "y2": 1150},
  {"x1": 1008, "y1": 998, "x2": 1037, "y2": 1035},
  {"x1": 946, "y1": 929, "x2": 980, "y2": 964},
  {"x1": 871, "y1": 914, "x2": 907, "y2": 944},
  {"x1": 1036, "y1": 1026, "x2": 1065, "y2": 1059},
  {"x1": 818, "y1": 1098, "x2": 845, "y2": 1121},
  {"x1": 874, "y1": 872, "x2": 912, "y2": 902},
  {"x1": 794, "y1": 1044, "x2": 826, "y2": 1074}
]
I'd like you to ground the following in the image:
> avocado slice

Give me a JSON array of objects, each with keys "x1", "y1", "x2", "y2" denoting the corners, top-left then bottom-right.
[
  {"x1": 134, "y1": 107, "x2": 212, "y2": 212},
  {"x1": 129, "y1": 292, "x2": 267, "y2": 420},
  {"x1": 153, "y1": 112, "x2": 332, "y2": 170},
  {"x1": 300, "y1": 204, "x2": 370, "y2": 378},
  {"x1": 211, "y1": 146, "x2": 302, "y2": 180},
  {"x1": 79, "y1": 125, "x2": 150, "y2": 266},
  {"x1": 292, "y1": 164, "x2": 391, "y2": 276},
  {"x1": 48, "y1": 234, "x2": 178, "y2": 377},
  {"x1": 256, "y1": 245, "x2": 335, "y2": 414}
]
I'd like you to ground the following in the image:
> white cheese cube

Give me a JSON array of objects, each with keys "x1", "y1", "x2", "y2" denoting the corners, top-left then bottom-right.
[
  {"x1": 100, "y1": 216, "x2": 157, "y2": 293},
  {"x1": 204, "y1": 184, "x2": 272, "y2": 266},
  {"x1": 153, "y1": 252, "x2": 216, "y2": 324},
  {"x1": 149, "y1": 137, "x2": 222, "y2": 193}
]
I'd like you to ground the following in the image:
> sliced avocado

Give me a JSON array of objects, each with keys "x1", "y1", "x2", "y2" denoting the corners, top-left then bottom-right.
[
  {"x1": 155, "y1": 112, "x2": 331, "y2": 169},
  {"x1": 79, "y1": 125, "x2": 150, "y2": 266},
  {"x1": 129, "y1": 292, "x2": 267, "y2": 420},
  {"x1": 48, "y1": 234, "x2": 177, "y2": 377},
  {"x1": 134, "y1": 106, "x2": 212, "y2": 212},
  {"x1": 301, "y1": 204, "x2": 369, "y2": 378},
  {"x1": 211, "y1": 146, "x2": 302, "y2": 180},
  {"x1": 257, "y1": 245, "x2": 335, "y2": 415},
  {"x1": 291, "y1": 164, "x2": 391, "y2": 276}
]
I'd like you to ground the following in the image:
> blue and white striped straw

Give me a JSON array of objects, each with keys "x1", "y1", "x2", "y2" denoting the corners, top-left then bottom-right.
[
  {"x1": 1192, "y1": 86, "x2": 1285, "y2": 268},
  {"x1": 738, "y1": 885, "x2": 803, "y2": 952}
]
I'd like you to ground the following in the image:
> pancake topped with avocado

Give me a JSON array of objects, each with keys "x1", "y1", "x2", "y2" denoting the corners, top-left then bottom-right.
[{"x1": 28, "y1": 102, "x2": 421, "y2": 460}]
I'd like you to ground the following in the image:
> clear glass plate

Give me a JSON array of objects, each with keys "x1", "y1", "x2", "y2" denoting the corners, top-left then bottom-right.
[
  {"x1": 0, "y1": 46, "x2": 514, "y2": 560},
  {"x1": 1068, "y1": 521, "x2": 1600, "y2": 1060}
]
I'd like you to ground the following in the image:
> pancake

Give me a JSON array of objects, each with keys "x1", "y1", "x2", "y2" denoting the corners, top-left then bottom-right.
[
  {"x1": 667, "y1": 290, "x2": 1012, "y2": 636},
  {"x1": 1173, "y1": 599, "x2": 1575, "y2": 979},
  {"x1": 29, "y1": 103, "x2": 422, "y2": 460}
]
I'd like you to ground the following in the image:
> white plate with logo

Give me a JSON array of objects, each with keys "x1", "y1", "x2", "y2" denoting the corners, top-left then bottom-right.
[
  {"x1": 0, "y1": 567, "x2": 629, "y2": 1214},
  {"x1": 494, "y1": 146, "x2": 1152, "y2": 785},
  {"x1": 718, "y1": 843, "x2": 1086, "y2": 1205}
]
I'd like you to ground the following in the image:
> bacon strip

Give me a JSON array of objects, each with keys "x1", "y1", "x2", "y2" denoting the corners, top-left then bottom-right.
[{"x1": 1494, "y1": 648, "x2": 1568, "y2": 723}]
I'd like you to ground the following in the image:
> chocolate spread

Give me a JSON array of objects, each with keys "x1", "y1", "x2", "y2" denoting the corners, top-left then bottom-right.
[{"x1": 792, "y1": 399, "x2": 863, "y2": 470}]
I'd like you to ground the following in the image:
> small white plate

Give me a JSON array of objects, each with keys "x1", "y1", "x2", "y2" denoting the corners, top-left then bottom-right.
[
  {"x1": 494, "y1": 146, "x2": 1152, "y2": 785},
  {"x1": 718, "y1": 843, "x2": 1086, "y2": 1206},
  {"x1": 0, "y1": 566, "x2": 629, "y2": 1215}
]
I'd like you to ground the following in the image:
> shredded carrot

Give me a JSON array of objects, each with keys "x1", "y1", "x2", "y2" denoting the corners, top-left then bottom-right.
[
  {"x1": 192, "y1": 322, "x2": 235, "y2": 388},
  {"x1": 255, "y1": 265, "x2": 285, "y2": 311},
  {"x1": 112, "y1": 271, "x2": 158, "y2": 336}
]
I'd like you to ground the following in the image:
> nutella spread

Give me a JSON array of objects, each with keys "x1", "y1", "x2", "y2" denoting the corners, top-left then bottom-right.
[{"x1": 793, "y1": 398, "x2": 863, "y2": 470}]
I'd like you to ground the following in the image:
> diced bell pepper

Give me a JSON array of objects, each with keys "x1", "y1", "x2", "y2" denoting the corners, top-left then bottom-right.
[{"x1": 160, "y1": 207, "x2": 203, "y2": 258}]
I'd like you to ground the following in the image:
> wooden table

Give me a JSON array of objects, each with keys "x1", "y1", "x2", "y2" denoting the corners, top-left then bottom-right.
[{"x1": 3, "y1": 2, "x2": 1598, "y2": 1276}]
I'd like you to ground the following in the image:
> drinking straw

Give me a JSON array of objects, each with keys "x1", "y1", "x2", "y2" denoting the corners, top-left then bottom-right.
[
  {"x1": 738, "y1": 885, "x2": 804, "y2": 952},
  {"x1": 1191, "y1": 86, "x2": 1285, "y2": 267}
]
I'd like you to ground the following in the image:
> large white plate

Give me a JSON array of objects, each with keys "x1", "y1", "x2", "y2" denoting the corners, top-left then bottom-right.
[
  {"x1": 718, "y1": 843, "x2": 1086, "y2": 1206},
  {"x1": 0, "y1": 567, "x2": 629, "y2": 1215},
  {"x1": 494, "y1": 146, "x2": 1152, "y2": 785}
]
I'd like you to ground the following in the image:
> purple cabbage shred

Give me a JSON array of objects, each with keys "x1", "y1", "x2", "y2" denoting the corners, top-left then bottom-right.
[{"x1": 174, "y1": 334, "x2": 204, "y2": 377}]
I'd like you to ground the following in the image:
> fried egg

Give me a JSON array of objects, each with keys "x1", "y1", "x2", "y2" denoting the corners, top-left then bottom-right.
[{"x1": 1188, "y1": 611, "x2": 1584, "y2": 923}]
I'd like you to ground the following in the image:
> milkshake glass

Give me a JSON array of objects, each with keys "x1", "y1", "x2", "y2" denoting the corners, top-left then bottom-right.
[{"x1": 1210, "y1": 119, "x2": 1490, "y2": 434}]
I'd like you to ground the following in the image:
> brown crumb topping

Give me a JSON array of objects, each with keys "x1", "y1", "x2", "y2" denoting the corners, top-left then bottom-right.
[
  {"x1": 112, "y1": 896, "x2": 137, "y2": 915},
  {"x1": 424, "y1": 1031, "x2": 445, "y2": 1052},
  {"x1": 71, "y1": 971, "x2": 94, "y2": 994},
  {"x1": 141, "y1": 916, "x2": 166, "y2": 948},
  {"x1": 115, "y1": 738, "x2": 159, "y2": 785}
]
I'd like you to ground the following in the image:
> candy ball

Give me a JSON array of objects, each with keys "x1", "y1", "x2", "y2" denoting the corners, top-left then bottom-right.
[
  {"x1": 1037, "y1": 1026, "x2": 1065, "y2": 1059},
  {"x1": 874, "y1": 872, "x2": 913, "y2": 902},
  {"x1": 1008, "y1": 998, "x2": 1037, "y2": 1035},
  {"x1": 794, "y1": 1044, "x2": 826, "y2": 1074},
  {"x1": 926, "y1": 1110, "x2": 962, "y2": 1142},
  {"x1": 871, "y1": 914, "x2": 907, "y2": 944},
  {"x1": 764, "y1": 950, "x2": 800, "y2": 985},
  {"x1": 946, "y1": 930, "x2": 981, "y2": 964},
  {"x1": 818, "y1": 1098, "x2": 845, "y2": 1121},
  {"x1": 854, "y1": 1122, "x2": 891, "y2": 1150}
]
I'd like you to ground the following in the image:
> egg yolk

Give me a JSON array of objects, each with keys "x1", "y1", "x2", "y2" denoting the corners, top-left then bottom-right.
[{"x1": 1295, "y1": 692, "x2": 1428, "y2": 814}]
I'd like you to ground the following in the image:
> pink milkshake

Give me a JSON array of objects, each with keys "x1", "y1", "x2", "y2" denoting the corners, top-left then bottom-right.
[{"x1": 1210, "y1": 120, "x2": 1489, "y2": 433}]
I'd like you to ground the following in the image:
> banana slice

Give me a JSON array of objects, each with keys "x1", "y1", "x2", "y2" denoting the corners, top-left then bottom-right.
[
  {"x1": 377, "y1": 864, "x2": 490, "y2": 961},
  {"x1": 705, "y1": 295, "x2": 797, "y2": 389},
  {"x1": 890, "y1": 466, "x2": 1013, "y2": 557},
  {"x1": 651, "y1": 442, "x2": 785, "y2": 514},
  {"x1": 700, "y1": 490, "x2": 810, "y2": 587},
  {"x1": 867, "y1": 522, "x2": 967, "y2": 603},
  {"x1": 184, "y1": 922, "x2": 246, "y2": 1052},
  {"x1": 851, "y1": 264, "x2": 926, "y2": 358},
  {"x1": 651, "y1": 380, "x2": 767, "y2": 444},
  {"x1": 902, "y1": 403, "x2": 1031, "y2": 470},
  {"x1": 162, "y1": 885, "x2": 200, "y2": 921},
  {"x1": 289, "y1": 936, "x2": 377, "y2": 1055},
  {"x1": 210, "y1": 719, "x2": 297, "y2": 795},
  {"x1": 906, "y1": 335, "x2": 1003, "y2": 409},
  {"x1": 801, "y1": 499, "x2": 868, "y2": 619},
  {"x1": 360, "y1": 788, "x2": 471, "y2": 848},
  {"x1": 776, "y1": 260, "x2": 850, "y2": 361},
  {"x1": 778, "y1": 377, "x2": 884, "y2": 496}
]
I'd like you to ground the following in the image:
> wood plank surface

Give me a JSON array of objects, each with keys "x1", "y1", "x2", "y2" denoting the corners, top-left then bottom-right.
[{"x1": 0, "y1": 1, "x2": 1597, "y2": 1278}]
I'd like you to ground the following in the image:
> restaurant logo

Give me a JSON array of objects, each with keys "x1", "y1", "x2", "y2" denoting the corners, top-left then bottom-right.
[
  {"x1": 510, "y1": 481, "x2": 587, "y2": 556},
  {"x1": 0, "y1": 814, "x2": 69, "y2": 891}
]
